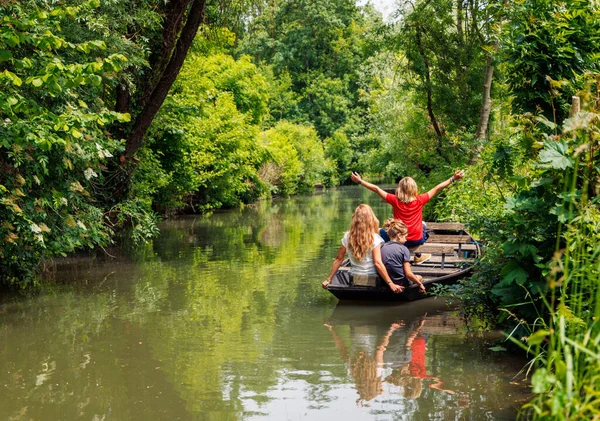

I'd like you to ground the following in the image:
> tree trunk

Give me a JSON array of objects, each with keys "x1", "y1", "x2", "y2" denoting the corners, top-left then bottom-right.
[
  {"x1": 115, "y1": 83, "x2": 131, "y2": 113},
  {"x1": 138, "y1": 0, "x2": 191, "y2": 110},
  {"x1": 124, "y1": 0, "x2": 207, "y2": 158},
  {"x1": 415, "y1": 26, "x2": 444, "y2": 142},
  {"x1": 475, "y1": 53, "x2": 494, "y2": 140},
  {"x1": 456, "y1": 0, "x2": 463, "y2": 45}
]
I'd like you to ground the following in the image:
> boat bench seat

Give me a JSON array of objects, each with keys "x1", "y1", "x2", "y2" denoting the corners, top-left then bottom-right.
[
  {"x1": 409, "y1": 243, "x2": 456, "y2": 269},
  {"x1": 426, "y1": 234, "x2": 472, "y2": 244},
  {"x1": 424, "y1": 222, "x2": 464, "y2": 231},
  {"x1": 410, "y1": 243, "x2": 455, "y2": 254}
]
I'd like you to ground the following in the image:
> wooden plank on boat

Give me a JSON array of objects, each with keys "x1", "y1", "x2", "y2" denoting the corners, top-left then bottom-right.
[
  {"x1": 414, "y1": 242, "x2": 479, "y2": 252},
  {"x1": 425, "y1": 222, "x2": 464, "y2": 231},
  {"x1": 427, "y1": 234, "x2": 472, "y2": 244},
  {"x1": 411, "y1": 267, "x2": 460, "y2": 276},
  {"x1": 423, "y1": 255, "x2": 475, "y2": 264},
  {"x1": 410, "y1": 243, "x2": 455, "y2": 254},
  {"x1": 456, "y1": 243, "x2": 479, "y2": 251}
]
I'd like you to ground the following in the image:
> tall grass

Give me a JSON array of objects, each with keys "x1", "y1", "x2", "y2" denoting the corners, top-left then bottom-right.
[{"x1": 516, "y1": 83, "x2": 600, "y2": 419}]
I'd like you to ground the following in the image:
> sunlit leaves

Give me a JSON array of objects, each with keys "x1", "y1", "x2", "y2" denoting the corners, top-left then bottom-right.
[
  {"x1": 0, "y1": 1, "x2": 133, "y2": 287},
  {"x1": 501, "y1": 0, "x2": 600, "y2": 122}
]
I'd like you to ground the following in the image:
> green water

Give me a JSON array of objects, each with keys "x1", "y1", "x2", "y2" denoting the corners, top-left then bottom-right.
[{"x1": 0, "y1": 187, "x2": 528, "y2": 420}]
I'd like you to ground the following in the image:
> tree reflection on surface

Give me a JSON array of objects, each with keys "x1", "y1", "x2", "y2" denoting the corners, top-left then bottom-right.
[{"x1": 0, "y1": 188, "x2": 528, "y2": 420}]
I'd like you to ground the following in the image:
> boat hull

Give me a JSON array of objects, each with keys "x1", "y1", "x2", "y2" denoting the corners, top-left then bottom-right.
[{"x1": 327, "y1": 267, "x2": 472, "y2": 301}]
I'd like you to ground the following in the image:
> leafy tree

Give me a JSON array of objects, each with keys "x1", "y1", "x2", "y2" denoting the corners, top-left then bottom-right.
[
  {"x1": 260, "y1": 121, "x2": 331, "y2": 194},
  {"x1": 0, "y1": 2, "x2": 137, "y2": 287},
  {"x1": 140, "y1": 44, "x2": 271, "y2": 212},
  {"x1": 392, "y1": 0, "x2": 488, "y2": 163},
  {"x1": 238, "y1": 0, "x2": 381, "y2": 138},
  {"x1": 324, "y1": 130, "x2": 353, "y2": 184},
  {"x1": 501, "y1": 0, "x2": 600, "y2": 124}
]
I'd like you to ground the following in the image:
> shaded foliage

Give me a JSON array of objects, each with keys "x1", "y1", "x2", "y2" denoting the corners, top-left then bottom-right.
[{"x1": 501, "y1": 0, "x2": 600, "y2": 124}]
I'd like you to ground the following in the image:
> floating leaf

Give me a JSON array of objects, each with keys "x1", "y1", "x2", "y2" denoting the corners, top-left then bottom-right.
[{"x1": 489, "y1": 346, "x2": 507, "y2": 352}]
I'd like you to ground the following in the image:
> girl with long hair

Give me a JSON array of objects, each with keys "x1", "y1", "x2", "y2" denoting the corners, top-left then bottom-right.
[{"x1": 322, "y1": 204, "x2": 402, "y2": 293}]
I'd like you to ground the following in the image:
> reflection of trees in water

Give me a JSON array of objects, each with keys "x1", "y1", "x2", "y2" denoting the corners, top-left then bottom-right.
[
  {"x1": 0, "y1": 291, "x2": 190, "y2": 420},
  {"x1": 27, "y1": 190, "x2": 354, "y2": 416},
  {"x1": 148, "y1": 190, "x2": 347, "y2": 264},
  {"x1": 2, "y1": 188, "x2": 526, "y2": 419}
]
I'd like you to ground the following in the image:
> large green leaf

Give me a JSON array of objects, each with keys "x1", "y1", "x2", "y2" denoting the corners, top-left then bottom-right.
[{"x1": 538, "y1": 141, "x2": 572, "y2": 170}]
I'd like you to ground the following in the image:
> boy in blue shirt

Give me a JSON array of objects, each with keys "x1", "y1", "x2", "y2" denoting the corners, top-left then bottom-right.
[{"x1": 380, "y1": 219, "x2": 426, "y2": 293}]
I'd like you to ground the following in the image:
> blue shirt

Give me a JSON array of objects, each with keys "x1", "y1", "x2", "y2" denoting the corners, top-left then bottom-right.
[{"x1": 380, "y1": 241, "x2": 411, "y2": 283}]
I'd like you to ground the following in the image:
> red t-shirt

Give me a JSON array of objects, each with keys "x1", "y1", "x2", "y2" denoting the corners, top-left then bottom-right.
[
  {"x1": 385, "y1": 193, "x2": 430, "y2": 241},
  {"x1": 409, "y1": 336, "x2": 428, "y2": 379}
]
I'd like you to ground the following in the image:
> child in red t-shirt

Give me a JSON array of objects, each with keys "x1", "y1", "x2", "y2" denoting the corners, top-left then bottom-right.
[{"x1": 351, "y1": 170, "x2": 464, "y2": 264}]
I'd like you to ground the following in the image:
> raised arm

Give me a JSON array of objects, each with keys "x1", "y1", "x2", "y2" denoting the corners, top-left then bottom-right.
[
  {"x1": 351, "y1": 172, "x2": 388, "y2": 201},
  {"x1": 373, "y1": 245, "x2": 403, "y2": 294},
  {"x1": 426, "y1": 169, "x2": 465, "y2": 200},
  {"x1": 322, "y1": 245, "x2": 347, "y2": 289},
  {"x1": 323, "y1": 322, "x2": 350, "y2": 363},
  {"x1": 375, "y1": 322, "x2": 404, "y2": 364}
]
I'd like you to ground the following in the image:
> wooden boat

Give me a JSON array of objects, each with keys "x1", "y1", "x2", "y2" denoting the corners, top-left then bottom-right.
[{"x1": 326, "y1": 222, "x2": 481, "y2": 301}]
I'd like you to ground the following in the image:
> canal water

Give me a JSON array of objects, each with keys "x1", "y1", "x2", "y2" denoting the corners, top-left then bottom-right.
[{"x1": 0, "y1": 187, "x2": 529, "y2": 420}]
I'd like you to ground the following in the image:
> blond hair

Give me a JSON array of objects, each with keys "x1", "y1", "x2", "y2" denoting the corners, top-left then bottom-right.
[
  {"x1": 385, "y1": 370, "x2": 423, "y2": 399},
  {"x1": 351, "y1": 351, "x2": 383, "y2": 402},
  {"x1": 348, "y1": 204, "x2": 379, "y2": 261},
  {"x1": 382, "y1": 217, "x2": 396, "y2": 230},
  {"x1": 396, "y1": 177, "x2": 418, "y2": 203},
  {"x1": 386, "y1": 220, "x2": 408, "y2": 241}
]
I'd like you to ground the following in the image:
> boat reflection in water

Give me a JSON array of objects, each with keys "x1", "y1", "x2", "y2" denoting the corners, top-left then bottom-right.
[{"x1": 322, "y1": 298, "x2": 524, "y2": 418}]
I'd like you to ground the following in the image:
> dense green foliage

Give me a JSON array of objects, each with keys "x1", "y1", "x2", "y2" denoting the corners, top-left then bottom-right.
[
  {"x1": 437, "y1": 51, "x2": 600, "y2": 421},
  {"x1": 520, "y1": 88, "x2": 600, "y2": 420},
  {"x1": 502, "y1": 0, "x2": 600, "y2": 123},
  {"x1": 0, "y1": 2, "x2": 137, "y2": 286},
  {"x1": 237, "y1": 0, "x2": 381, "y2": 141}
]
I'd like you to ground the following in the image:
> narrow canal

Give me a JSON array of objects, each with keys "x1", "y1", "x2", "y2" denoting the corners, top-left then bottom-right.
[{"x1": 0, "y1": 186, "x2": 528, "y2": 420}]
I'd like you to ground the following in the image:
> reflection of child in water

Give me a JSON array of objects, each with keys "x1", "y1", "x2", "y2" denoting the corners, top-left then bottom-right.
[
  {"x1": 384, "y1": 318, "x2": 455, "y2": 398},
  {"x1": 324, "y1": 321, "x2": 403, "y2": 405},
  {"x1": 349, "y1": 351, "x2": 382, "y2": 402},
  {"x1": 325, "y1": 316, "x2": 456, "y2": 404}
]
